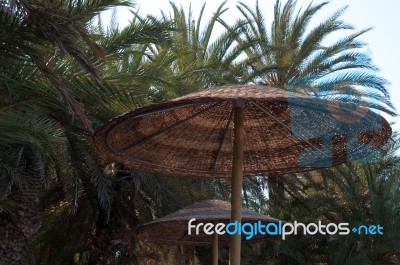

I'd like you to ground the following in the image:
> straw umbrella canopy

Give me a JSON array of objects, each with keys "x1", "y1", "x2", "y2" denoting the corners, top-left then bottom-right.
[
  {"x1": 94, "y1": 84, "x2": 392, "y2": 265},
  {"x1": 136, "y1": 199, "x2": 281, "y2": 264}
]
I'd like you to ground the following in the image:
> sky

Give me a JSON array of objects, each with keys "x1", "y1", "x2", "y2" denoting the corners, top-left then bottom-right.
[{"x1": 111, "y1": 0, "x2": 400, "y2": 133}]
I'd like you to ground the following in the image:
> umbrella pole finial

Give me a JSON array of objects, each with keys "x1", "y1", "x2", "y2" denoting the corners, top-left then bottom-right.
[{"x1": 230, "y1": 103, "x2": 245, "y2": 265}]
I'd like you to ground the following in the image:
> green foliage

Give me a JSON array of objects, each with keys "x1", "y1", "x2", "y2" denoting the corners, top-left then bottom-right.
[
  {"x1": 221, "y1": 0, "x2": 395, "y2": 115},
  {"x1": 1, "y1": 0, "x2": 398, "y2": 264},
  {"x1": 144, "y1": 2, "x2": 250, "y2": 100},
  {"x1": 246, "y1": 138, "x2": 400, "y2": 265}
]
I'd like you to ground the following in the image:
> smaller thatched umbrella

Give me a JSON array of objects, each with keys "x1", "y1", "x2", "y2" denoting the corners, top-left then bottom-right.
[{"x1": 136, "y1": 200, "x2": 281, "y2": 265}]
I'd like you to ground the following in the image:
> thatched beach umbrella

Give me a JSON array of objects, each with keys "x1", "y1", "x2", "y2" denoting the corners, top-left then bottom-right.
[
  {"x1": 136, "y1": 199, "x2": 281, "y2": 265},
  {"x1": 94, "y1": 85, "x2": 391, "y2": 265}
]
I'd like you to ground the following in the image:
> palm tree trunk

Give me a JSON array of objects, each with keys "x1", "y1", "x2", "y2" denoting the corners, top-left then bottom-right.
[
  {"x1": 88, "y1": 169, "x2": 138, "y2": 265},
  {"x1": 89, "y1": 207, "x2": 119, "y2": 265},
  {"x1": 268, "y1": 176, "x2": 285, "y2": 202},
  {"x1": 0, "y1": 154, "x2": 44, "y2": 264}
]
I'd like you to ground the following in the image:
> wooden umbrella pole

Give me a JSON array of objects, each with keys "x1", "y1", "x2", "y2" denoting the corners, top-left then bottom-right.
[
  {"x1": 212, "y1": 221, "x2": 219, "y2": 265},
  {"x1": 230, "y1": 101, "x2": 245, "y2": 265}
]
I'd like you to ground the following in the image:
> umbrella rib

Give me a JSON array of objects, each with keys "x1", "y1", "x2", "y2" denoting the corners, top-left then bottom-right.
[
  {"x1": 209, "y1": 107, "x2": 235, "y2": 171},
  {"x1": 121, "y1": 101, "x2": 223, "y2": 152},
  {"x1": 249, "y1": 100, "x2": 331, "y2": 158}
]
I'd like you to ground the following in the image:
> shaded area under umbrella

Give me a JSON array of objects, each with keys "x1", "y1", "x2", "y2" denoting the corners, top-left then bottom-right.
[
  {"x1": 136, "y1": 199, "x2": 281, "y2": 264},
  {"x1": 95, "y1": 85, "x2": 391, "y2": 264}
]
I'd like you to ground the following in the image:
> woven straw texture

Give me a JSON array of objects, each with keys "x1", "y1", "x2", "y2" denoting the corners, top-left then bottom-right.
[
  {"x1": 94, "y1": 85, "x2": 391, "y2": 178},
  {"x1": 136, "y1": 200, "x2": 280, "y2": 246}
]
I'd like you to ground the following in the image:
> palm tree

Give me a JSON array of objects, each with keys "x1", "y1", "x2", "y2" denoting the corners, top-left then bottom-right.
[
  {"x1": 143, "y1": 2, "x2": 251, "y2": 100},
  {"x1": 0, "y1": 0, "x2": 164, "y2": 263},
  {"x1": 237, "y1": 136, "x2": 399, "y2": 265},
  {"x1": 25, "y1": 12, "x2": 226, "y2": 264},
  {"x1": 218, "y1": 0, "x2": 396, "y2": 207},
  {"x1": 228, "y1": 0, "x2": 394, "y2": 114},
  {"x1": 0, "y1": 61, "x2": 67, "y2": 264},
  {"x1": 320, "y1": 142, "x2": 400, "y2": 265}
]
